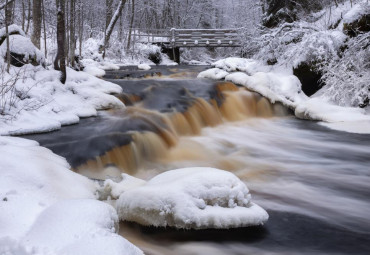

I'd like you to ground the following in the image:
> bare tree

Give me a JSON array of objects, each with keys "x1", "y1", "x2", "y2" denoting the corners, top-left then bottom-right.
[
  {"x1": 54, "y1": 0, "x2": 67, "y2": 84},
  {"x1": 102, "y1": 0, "x2": 127, "y2": 58}
]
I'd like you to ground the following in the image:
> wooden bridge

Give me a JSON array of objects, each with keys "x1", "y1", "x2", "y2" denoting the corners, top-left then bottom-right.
[{"x1": 128, "y1": 28, "x2": 241, "y2": 63}]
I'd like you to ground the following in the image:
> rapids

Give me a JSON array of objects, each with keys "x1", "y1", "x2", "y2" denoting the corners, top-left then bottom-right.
[{"x1": 23, "y1": 65, "x2": 370, "y2": 255}]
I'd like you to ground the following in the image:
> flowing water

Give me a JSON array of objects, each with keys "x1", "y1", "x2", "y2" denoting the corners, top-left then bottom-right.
[{"x1": 24, "y1": 65, "x2": 370, "y2": 255}]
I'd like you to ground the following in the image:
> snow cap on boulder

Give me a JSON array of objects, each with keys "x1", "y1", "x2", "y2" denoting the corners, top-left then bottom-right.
[{"x1": 117, "y1": 167, "x2": 269, "y2": 229}]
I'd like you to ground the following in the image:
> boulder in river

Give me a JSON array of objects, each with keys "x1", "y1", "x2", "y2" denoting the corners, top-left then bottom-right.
[{"x1": 117, "y1": 167, "x2": 269, "y2": 229}]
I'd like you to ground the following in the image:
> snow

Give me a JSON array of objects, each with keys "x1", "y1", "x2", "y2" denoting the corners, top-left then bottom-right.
[
  {"x1": 0, "y1": 65, "x2": 124, "y2": 135},
  {"x1": 137, "y1": 64, "x2": 151, "y2": 70},
  {"x1": 197, "y1": 68, "x2": 229, "y2": 80},
  {"x1": 342, "y1": 2, "x2": 368, "y2": 24},
  {"x1": 0, "y1": 136, "x2": 143, "y2": 255},
  {"x1": 0, "y1": 35, "x2": 45, "y2": 64},
  {"x1": 103, "y1": 174, "x2": 146, "y2": 199},
  {"x1": 199, "y1": 57, "x2": 370, "y2": 134},
  {"x1": 117, "y1": 167, "x2": 269, "y2": 229},
  {"x1": 0, "y1": 24, "x2": 26, "y2": 39},
  {"x1": 83, "y1": 64, "x2": 106, "y2": 77}
]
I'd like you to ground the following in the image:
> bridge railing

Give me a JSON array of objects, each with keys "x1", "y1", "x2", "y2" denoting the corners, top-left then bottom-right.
[
  {"x1": 122, "y1": 28, "x2": 242, "y2": 49},
  {"x1": 170, "y1": 29, "x2": 241, "y2": 48}
]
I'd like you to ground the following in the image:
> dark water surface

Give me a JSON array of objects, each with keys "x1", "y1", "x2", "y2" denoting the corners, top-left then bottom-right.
[{"x1": 23, "y1": 65, "x2": 370, "y2": 255}]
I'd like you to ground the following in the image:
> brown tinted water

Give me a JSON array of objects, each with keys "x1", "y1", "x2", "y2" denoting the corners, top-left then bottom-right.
[{"x1": 24, "y1": 65, "x2": 370, "y2": 255}]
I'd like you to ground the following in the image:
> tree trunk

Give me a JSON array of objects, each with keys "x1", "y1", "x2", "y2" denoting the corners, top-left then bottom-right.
[
  {"x1": 22, "y1": 0, "x2": 26, "y2": 31},
  {"x1": 103, "y1": 0, "x2": 127, "y2": 58},
  {"x1": 32, "y1": 0, "x2": 42, "y2": 49},
  {"x1": 126, "y1": 0, "x2": 135, "y2": 50},
  {"x1": 42, "y1": 0, "x2": 47, "y2": 58},
  {"x1": 55, "y1": 0, "x2": 67, "y2": 84},
  {"x1": 78, "y1": 0, "x2": 83, "y2": 57},
  {"x1": 106, "y1": 0, "x2": 113, "y2": 29},
  {"x1": 69, "y1": 0, "x2": 76, "y2": 67},
  {"x1": 5, "y1": 0, "x2": 11, "y2": 72},
  {"x1": 25, "y1": 0, "x2": 31, "y2": 34},
  {"x1": 4, "y1": 0, "x2": 13, "y2": 25}
]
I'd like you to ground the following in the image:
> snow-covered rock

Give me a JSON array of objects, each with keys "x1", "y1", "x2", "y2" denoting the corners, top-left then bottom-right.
[
  {"x1": 84, "y1": 64, "x2": 106, "y2": 77},
  {"x1": 0, "y1": 34, "x2": 45, "y2": 67},
  {"x1": 197, "y1": 68, "x2": 229, "y2": 80},
  {"x1": 0, "y1": 24, "x2": 26, "y2": 41},
  {"x1": 213, "y1": 58, "x2": 268, "y2": 74},
  {"x1": 138, "y1": 63, "x2": 151, "y2": 70},
  {"x1": 117, "y1": 167, "x2": 269, "y2": 229},
  {"x1": 199, "y1": 57, "x2": 370, "y2": 134},
  {"x1": 0, "y1": 136, "x2": 143, "y2": 254},
  {"x1": 103, "y1": 174, "x2": 146, "y2": 200}
]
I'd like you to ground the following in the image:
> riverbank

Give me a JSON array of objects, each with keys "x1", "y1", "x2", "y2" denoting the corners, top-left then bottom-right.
[{"x1": 1, "y1": 65, "x2": 370, "y2": 255}]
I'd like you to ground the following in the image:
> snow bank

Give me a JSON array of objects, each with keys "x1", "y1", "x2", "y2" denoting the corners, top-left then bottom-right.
[
  {"x1": 137, "y1": 64, "x2": 151, "y2": 70},
  {"x1": 0, "y1": 136, "x2": 143, "y2": 255},
  {"x1": 0, "y1": 65, "x2": 124, "y2": 135},
  {"x1": 199, "y1": 57, "x2": 370, "y2": 133},
  {"x1": 117, "y1": 167, "x2": 268, "y2": 229}
]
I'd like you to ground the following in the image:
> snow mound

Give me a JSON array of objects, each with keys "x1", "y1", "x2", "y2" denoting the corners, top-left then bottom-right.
[
  {"x1": 138, "y1": 64, "x2": 151, "y2": 70},
  {"x1": 81, "y1": 38, "x2": 102, "y2": 61},
  {"x1": 117, "y1": 167, "x2": 269, "y2": 229},
  {"x1": 84, "y1": 65, "x2": 106, "y2": 77},
  {"x1": 225, "y1": 71, "x2": 306, "y2": 108},
  {"x1": 213, "y1": 57, "x2": 268, "y2": 74},
  {"x1": 0, "y1": 66, "x2": 124, "y2": 135},
  {"x1": 22, "y1": 200, "x2": 143, "y2": 255},
  {"x1": 0, "y1": 34, "x2": 45, "y2": 64},
  {"x1": 197, "y1": 68, "x2": 229, "y2": 80},
  {"x1": 0, "y1": 136, "x2": 143, "y2": 255},
  {"x1": 0, "y1": 24, "x2": 26, "y2": 39},
  {"x1": 103, "y1": 174, "x2": 146, "y2": 199}
]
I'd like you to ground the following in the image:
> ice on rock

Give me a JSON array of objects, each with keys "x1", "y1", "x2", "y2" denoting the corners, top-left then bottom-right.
[{"x1": 117, "y1": 167, "x2": 269, "y2": 229}]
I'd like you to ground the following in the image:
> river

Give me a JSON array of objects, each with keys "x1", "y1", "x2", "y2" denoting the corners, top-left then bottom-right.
[{"x1": 24, "y1": 65, "x2": 370, "y2": 255}]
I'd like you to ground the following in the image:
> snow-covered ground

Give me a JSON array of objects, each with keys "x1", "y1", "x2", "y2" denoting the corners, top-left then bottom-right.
[
  {"x1": 198, "y1": 57, "x2": 370, "y2": 134},
  {"x1": 0, "y1": 64, "x2": 123, "y2": 135},
  {"x1": 0, "y1": 136, "x2": 143, "y2": 255}
]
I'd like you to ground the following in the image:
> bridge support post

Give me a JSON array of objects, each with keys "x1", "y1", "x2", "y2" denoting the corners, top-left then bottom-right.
[{"x1": 168, "y1": 47, "x2": 180, "y2": 64}]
